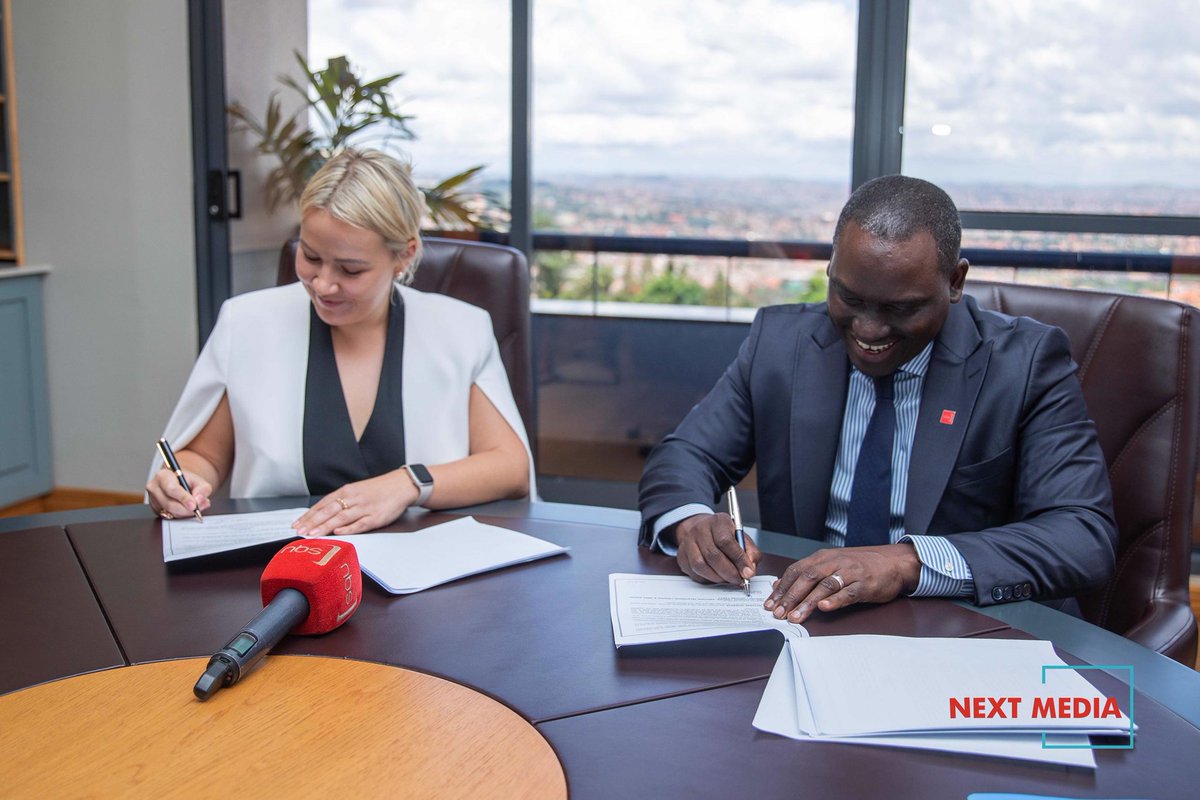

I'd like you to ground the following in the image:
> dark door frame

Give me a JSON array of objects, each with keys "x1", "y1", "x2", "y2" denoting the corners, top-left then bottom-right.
[{"x1": 187, "y1": 0, "x2": 232, "y2": 347}]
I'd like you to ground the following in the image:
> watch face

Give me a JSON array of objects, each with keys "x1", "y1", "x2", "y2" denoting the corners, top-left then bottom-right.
[{"x1": 409, "y1": 464, "x2": 434, "y2": 485}]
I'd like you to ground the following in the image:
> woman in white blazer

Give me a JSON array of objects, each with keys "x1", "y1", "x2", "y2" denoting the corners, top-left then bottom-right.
[{"x1": 146, "y1": 149, "x2": 533, "y2": 536}]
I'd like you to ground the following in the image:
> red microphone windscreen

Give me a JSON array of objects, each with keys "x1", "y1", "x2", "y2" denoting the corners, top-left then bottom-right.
[{"x1": 260, "y1": 540, "x2": 362, "y2": 634}]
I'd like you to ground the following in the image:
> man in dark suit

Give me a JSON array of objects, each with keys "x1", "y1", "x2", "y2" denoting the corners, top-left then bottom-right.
[{"x1": 638, "y1": 175, "x2": 1116, "y2": 624}]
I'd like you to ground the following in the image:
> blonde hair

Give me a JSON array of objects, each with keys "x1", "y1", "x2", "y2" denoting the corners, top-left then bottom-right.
[{"x1": 300, "y1": 148, "x2": 425, "y2": 283}]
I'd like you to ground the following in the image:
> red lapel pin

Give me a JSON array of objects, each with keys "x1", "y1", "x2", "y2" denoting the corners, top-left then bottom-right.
[{"x1": 940, "y1": 409, "x2": 956, "y2": 425}]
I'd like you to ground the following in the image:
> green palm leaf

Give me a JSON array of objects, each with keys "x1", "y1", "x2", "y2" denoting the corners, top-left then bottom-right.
[{"x1": 229, "y1": 50, "x2": 479, "y2": 221}]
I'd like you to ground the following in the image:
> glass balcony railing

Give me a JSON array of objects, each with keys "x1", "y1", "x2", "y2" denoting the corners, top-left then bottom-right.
[
  {"x1": 428, "y1": 229, "x2": 1200, "y2": 511},
  {"x1": 442, "y1": 229, "x2": 1200, "y2": 313}
]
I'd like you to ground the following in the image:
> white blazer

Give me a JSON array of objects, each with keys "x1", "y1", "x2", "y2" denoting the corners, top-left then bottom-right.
[{"x1": 151, "y1": 282, "x2": 536, "y2": 499}]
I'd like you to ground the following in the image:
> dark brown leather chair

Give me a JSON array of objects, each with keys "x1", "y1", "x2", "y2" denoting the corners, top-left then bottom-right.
[
  {"x1": 966, "y1": 280, "x2": 1199, "y2": 665},
  {"x1": 277, "y1": 237, "x2": 534, "y2": 443}
]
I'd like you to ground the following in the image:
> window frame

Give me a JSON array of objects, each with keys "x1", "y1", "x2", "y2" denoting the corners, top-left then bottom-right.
[{"x1": 194, "y1": 0, "x2": 1200, "y2": 340}]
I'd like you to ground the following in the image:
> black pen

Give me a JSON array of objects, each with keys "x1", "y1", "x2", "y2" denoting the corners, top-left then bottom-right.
[
  {"x1": 157, "y1": 437, "x2": 203, "y2": 523},
  {"x1": 726, "y1": 486, "x2": 750, "y2": 596}
]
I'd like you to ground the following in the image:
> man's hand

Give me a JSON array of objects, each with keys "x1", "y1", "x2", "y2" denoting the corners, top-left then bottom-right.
[
  {"x1": 673, "y1": 513, "x2": 761, "y2": 586},
  {"x1": 763, "y1": 543, "x2": 922, "y2": 624}
]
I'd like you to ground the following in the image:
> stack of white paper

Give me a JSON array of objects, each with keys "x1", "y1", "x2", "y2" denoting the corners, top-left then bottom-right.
[
  {"x1": 752, "y1": 635, "x2": 1134, "y2": 768},
  {"x1": 326, "y1": 516, "x2": 569, "y2": 594}
]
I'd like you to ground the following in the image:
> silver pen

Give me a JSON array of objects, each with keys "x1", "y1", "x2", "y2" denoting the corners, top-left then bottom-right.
[{"x1": 726, "y1": 487, "x2": 750, "y2": 596}]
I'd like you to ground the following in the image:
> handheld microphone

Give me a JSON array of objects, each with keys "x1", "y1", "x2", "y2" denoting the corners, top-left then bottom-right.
[{"x1": 193, "y1": 539, "x2": 362, "y2": 701}]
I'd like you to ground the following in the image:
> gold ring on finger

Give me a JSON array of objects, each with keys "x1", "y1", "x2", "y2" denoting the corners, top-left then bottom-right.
[{"x1": 337, "y1": 497, "x2": 349, "y2": 511}]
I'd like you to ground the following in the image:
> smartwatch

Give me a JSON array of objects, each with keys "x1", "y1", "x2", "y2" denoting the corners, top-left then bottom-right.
[{"x1": 403, "y1": 463, "x2": 434, "y2": 506}]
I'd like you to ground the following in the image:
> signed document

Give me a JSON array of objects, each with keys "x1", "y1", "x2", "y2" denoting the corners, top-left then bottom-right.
[
  {"x1": 608, "y1": 573, "x2": 807, "y2": 647},
  {"x1": 161, "y1": 508, "x2": 306, "y2": 562}
]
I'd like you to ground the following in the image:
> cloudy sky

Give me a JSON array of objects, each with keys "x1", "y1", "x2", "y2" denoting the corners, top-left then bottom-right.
[{"x1": 309, "y1": 0, "x2": 1200, "y2": 195}]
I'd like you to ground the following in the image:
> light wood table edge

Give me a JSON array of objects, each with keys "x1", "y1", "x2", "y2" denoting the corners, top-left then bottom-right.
[{"x1": 0, "y1": 654, "x2": 567, "y2": 799}]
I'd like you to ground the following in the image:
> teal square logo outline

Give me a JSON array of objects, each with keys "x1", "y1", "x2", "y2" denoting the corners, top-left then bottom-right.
[{"x1": 1039, "y1": 664, "x2": 1134, "y2": 750}]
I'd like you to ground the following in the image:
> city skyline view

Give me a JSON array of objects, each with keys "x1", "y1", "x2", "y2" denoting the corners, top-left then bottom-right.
[
  {"x1": 526, "y1": 174, "x2": 1200, "y2": 244},
  {"x1": 305, "y1": 0, "x2": 1199, "y2": 306},
  {"x1": 523, "y1": 174, "x2": 1200, "y2": 308},
  {"x1": 311, "y1": 0, "x2": 1200, "y2": 209}
]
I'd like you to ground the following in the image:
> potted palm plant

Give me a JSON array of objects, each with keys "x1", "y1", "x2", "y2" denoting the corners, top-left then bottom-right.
[{"x1": 228, "y1": 51, "x2": 501, "y2": 230}]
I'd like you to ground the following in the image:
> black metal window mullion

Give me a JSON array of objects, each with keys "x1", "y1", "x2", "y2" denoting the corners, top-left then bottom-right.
[{"x1": 187, "y1": 0, "x2": 232, "y2": 349}]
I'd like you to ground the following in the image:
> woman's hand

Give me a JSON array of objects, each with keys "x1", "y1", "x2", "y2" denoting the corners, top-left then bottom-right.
[
  {"x1": 145, "y1": 467, "x2": 213, "y2": 520},
  {"x1": 292, "y1": 470, "x2": 420, "y2": 537},
  {"x1": 146, "y1": 396, "x2": 232, "y2": 520}
]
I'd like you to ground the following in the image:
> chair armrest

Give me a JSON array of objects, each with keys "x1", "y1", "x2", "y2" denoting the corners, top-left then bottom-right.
[{"x1": 1124, "y1": 600, "x2": 1198, "y2": 666}]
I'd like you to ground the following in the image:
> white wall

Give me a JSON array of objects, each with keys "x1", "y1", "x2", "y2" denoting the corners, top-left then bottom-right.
[{"x1": 12, "y1": 0, "x2": 196, "y2": 492}]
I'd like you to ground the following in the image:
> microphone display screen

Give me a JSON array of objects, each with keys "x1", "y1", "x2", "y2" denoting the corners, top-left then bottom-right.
[{"x1": 227, "y1": 633, "x2": 256, "y2": 657}]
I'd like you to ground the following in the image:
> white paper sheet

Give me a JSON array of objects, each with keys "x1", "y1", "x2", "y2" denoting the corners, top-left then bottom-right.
[
  {"x1": 753, "y1": 644, "x2": 1098, "y2": 768},
  {"x1": 788, "y1": 635, "x2": 1131, "y2": 737},
  {"x1": 321, "y1": 516, "x2": 569, "y2": 594},
  {"x1": 608, "y1": 573, "x2": 807, "y2": 647},
  {"x1": 161, "y1": 507, "x2": 307, "y2": 562}
]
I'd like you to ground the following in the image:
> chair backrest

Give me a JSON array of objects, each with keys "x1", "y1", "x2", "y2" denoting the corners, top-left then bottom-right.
[
  {"x1": 966, "y1": 280, "x2": 1199, "y2": 665},
  {"x1": 277, "y1": 237, "x2": 534, "y2": 443}
]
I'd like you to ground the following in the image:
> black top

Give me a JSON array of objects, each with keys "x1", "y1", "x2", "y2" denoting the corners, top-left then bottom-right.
[{"x1": 302, "y1": 290, "x2": 406, "y2": 495}]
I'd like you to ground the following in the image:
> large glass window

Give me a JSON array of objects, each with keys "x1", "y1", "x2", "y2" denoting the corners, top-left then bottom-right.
[
  {"x1": 308, "y1": 0, "x2": 511, "y2": 229},
  {"x1": 207, "y1": 1, "x2": 1200, "y2": 503},
  {"x1": 904, "y1": 0, "x2": 1200, "y2": 222},
  {"x1": 531, "y1": 0, "x2": 857, "y2": 309},
  {"x1": 533, "y1": 0, "x2": 858, "y2": 239}
]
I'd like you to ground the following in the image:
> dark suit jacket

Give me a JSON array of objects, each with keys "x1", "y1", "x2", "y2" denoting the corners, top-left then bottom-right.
[{"x1": 638, "y1": 296, "x2": 1117, "y2": 606}]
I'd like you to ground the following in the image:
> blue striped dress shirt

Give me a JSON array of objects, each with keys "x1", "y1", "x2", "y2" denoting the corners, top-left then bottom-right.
[
  {"x1": 825, "y1": 342, "x2": 974, "y2": 597},
  {"x1": 651, "y1": 341, "x2": 974, "y2": 598}
]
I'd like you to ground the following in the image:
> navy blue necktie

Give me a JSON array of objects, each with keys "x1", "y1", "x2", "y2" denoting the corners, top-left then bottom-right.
[{"x1": 845, "y1": 373, "x2": 895, "y2": 548}]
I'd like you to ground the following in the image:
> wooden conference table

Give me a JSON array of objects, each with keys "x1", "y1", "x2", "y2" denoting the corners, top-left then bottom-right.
[{"x1": 2, "y1": 497, "x2": 1200, "y2": 798}]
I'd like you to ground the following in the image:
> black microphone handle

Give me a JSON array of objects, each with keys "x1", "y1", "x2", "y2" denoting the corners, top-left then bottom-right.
[{"x1": 193, "y1": 588, "x2": 309, "y2": 701}]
